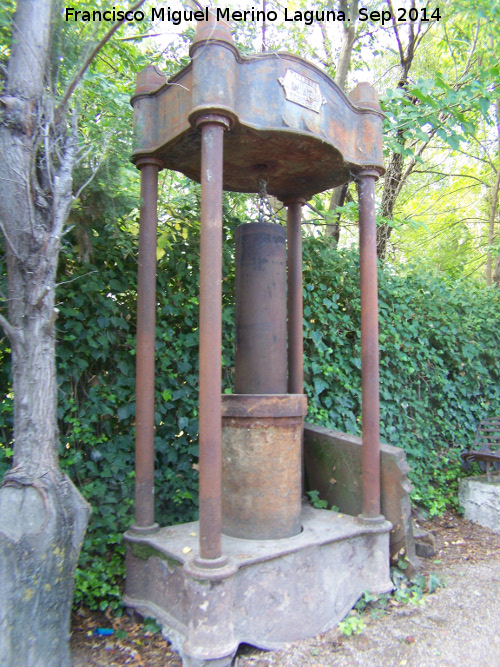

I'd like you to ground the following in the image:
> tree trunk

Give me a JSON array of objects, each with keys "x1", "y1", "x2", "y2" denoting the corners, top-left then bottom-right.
[
  {"x1": 0, "y1": 472, "x2": 89, "y2": 666},
  {"x1": 494, "y1": 253, "x2": 500, "y2": 287},
  {"x1": 333, "y1": 0, "x2": 358, "y2": 92},
  {"x1": 325, "y1": 0, "x2": 358, "y2": 242},
  {"x1": 376, "y1": 6, "x2": 421, "y2": 260},
  {"x1": 0, "y1": 1, "x2": 90, "y2": 664},
  {"x1": 377, "y1": 146, "x2": 405, "y2": 257},
  {"x1": 486, "y1": 100, "x2": 500, "y2": 287}
]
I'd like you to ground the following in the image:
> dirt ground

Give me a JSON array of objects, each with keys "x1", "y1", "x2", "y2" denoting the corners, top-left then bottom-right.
[{"x1": 71, "y1": 510, "x2": 500, "y2": 666}]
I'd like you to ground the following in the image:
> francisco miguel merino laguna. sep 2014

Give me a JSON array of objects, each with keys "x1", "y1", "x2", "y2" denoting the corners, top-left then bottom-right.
[{"x1": 64, "y1": 5, "x2": 442, "y2": 25}]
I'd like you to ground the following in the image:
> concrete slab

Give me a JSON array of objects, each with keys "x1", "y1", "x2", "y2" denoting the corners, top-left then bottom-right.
[
  {"x1": 123, "y1": 505, "x2": 392, "y2": 666},
  {"x1": 459, "y1": 473, "x2": 500, "y2": 533}
]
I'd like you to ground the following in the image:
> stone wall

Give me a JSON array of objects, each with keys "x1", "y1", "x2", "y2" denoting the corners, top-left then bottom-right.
[{"x1": 304, "y1": 423, "x2": 418, "y2": 570}]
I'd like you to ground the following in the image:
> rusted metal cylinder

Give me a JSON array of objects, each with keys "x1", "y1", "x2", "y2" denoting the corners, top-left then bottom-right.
[
  {"x1": 234, "y1": 222, "x2": 287, "y2": 395},
  {"x1": 221, "y1": 394, "x2": 307, "y2": 539},
  {"x1": 358, "y1": 169, "x2": 382, "y2": 519},
  {"x1": 285, "y1": 199, "x2": 306, "y2": 394},
  {"x1": 196, "y1": 114, "x2": 230, "y2": 561},
  {"x1": 134, "y1": 157, "x2": 163, "y2": 529}
]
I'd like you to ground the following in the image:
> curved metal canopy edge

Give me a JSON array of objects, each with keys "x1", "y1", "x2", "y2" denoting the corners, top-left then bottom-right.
[{"x1": 131, "y1": 20, "x2": 384, "y2": 200}]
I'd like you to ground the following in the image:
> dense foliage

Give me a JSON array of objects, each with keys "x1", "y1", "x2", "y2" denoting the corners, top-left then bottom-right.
[
  {"x1": 303, "y1": 238, "x2": 500, "y2": 513},
  {"x1": 1, "y1": 197, "x2": 499, "y2": 609}
]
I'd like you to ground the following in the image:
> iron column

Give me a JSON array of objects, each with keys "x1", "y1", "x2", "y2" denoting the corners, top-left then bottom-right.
[
  {"x1": 134, "y1": 157, "x2": 163, "y2": 530},
  {"x1": 357, "y1": 169, "x2": 382, "y2": 519},
  {"x1": 285, "y1": 198, "x2": 306, "y2": 395},
  {"x1": 196, "y1": 114, "x2": 230, "y2": 562}
]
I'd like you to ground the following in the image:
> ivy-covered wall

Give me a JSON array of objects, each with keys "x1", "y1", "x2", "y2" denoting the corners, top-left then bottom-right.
[
  {"x1": 1, "y1": 214, "x2": 499, "y2": 610},
  {"x1": 302, "y1": 237, "x2": 500, "y2": 513}
]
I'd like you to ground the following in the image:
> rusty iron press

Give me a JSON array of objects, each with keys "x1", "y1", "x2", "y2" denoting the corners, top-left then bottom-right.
[{"x1": 124, "y1": 13, "x2": 389, "y2": 665}]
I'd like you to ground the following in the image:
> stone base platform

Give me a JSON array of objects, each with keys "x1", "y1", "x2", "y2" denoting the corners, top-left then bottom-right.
[
  {"x1": 459, "y1": 473, "x2": 500, "y2": 533},
  {"x1": 123, "y1": 505, "x2": 392, "y2": 666}
]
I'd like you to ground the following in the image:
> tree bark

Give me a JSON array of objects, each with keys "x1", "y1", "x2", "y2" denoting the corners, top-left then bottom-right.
[
  {"x1": 333, "y1": 0, "x2": 359, "y2": 92},
  {"x1": 376, "y1": 0, "x2": 422, "y2": 259},
  {"x1": 377, "y1": 147, "x2": 405, "y2": 257},
  {"x1": 0, "y1": 1, "x2": 90, "y2": 664},
  {"x1": 494, "y1": 253, "x2": 500, "y2": 287},
  {"x1": 325, "y1": 0, "x2": 358, "y2": 242},
  {"x1": 486, "y1": 100, "x2": 500, "y2": 287}
]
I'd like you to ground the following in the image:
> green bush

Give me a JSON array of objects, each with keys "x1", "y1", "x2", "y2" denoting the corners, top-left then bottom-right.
[
  {"x1": 302, "y1": 237, "x2": 500, "y2": 515},
  {"x1": 1, "y1": 217, "x2": 499, "y2": 610}
]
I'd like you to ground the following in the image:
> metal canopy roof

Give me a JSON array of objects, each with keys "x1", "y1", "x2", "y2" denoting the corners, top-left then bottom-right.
[{"x1": 131, "y1": 18, "x2": 384, "y2": 201}]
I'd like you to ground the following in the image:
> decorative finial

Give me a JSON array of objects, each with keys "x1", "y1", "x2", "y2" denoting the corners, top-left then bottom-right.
[
  {"x1": 191, "y1": 8, "x2": 234, "y2": 51},
  {"x1": 349, "y1": 82, "x2": 381, "y2": 111},
  {"x1": 133, "y1": 65, "x2": 166, "y2": 97}
]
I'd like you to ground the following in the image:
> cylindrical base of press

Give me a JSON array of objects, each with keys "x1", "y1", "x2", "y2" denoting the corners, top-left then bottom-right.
[{"x1": 221, "y1": 393, "x2": 307, "y2": 540}]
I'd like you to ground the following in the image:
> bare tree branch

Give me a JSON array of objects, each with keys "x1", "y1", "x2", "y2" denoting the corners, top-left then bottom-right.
[
  {"x1": 72, "y1": 140, "x2": 109, "y2": 202},
  {"x1": 414, "y1": 21, "x2": 434, "y2": 51},
  {"x1": 461, "y1": 19, "x2": 481, "y2": 80},
  {"x1": 319, "y1": 22, "x2": 333, "y2": 68},
  {"x1": 117, "y1": 32, "x2": 164, "y2": 42},
  {"x1": 0, "y1": 312, "x2": 22, "y2": 345},
  {"x1": 386, "y1": 0, "x2": 404, "y2": 66},
  {"x1": 412, "y1": 170, "x2": 488, "y2": 186}
]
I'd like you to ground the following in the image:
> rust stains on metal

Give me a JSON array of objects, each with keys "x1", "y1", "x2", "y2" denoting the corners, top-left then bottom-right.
[
  {"x1": 190, "y1": 10, "x2": 234, "y2": 49},
  {"x1": 133, "y1": 65, "x2": 166, "y2": 97},
  {"x1": 196, "y1": 114, "x2": 230, "y2": 561},
  {"x1": 131, "y1": 30, "x2": 384, "y2": 200},
  {"x1": 221, "y1": 394, "x2": 306, "y2": 540},
  {"x1": 234, "y1": 222, "x2": 287, "y2": 395},
  {"x1": 285, "y1": 198, "x2": 306, "y2": 395},
  {"x1": 134, "y1": 157, "x2": 163, "y2": 529},
  {"x1": 349, "y1": 82, "x2": 382, "y2": 112},
  {"x1": 146, "y1": 128, "x2": 349, "y2": 200},
  {"x1": 222, "y1": 393, "x2": 307, "y2": 418},
  {"x1": 357, "y1": 169, "x2": 382, "y2": 519}
]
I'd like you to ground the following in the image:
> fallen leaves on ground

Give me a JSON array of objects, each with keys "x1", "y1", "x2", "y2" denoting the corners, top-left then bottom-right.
[{"x1": 71, "y1": 608, "x2": 182, "y2": 666}]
